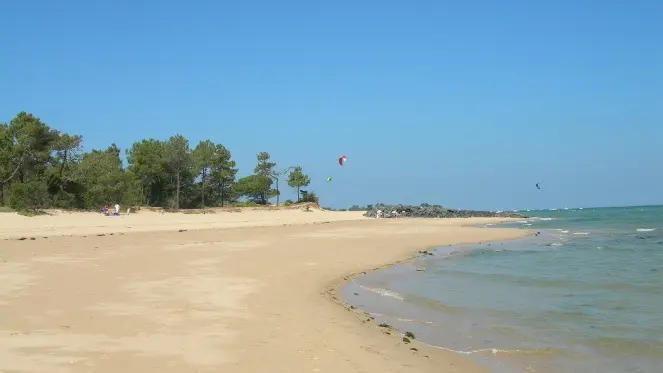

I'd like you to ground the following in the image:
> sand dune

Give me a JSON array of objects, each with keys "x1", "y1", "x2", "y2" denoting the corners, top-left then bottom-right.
[
  {"x1": 0, "y1": 206, "x2": 365, "y2": 240},
  {"x1": 0, "y1": 209, "x2": 527, "y2": 373}
]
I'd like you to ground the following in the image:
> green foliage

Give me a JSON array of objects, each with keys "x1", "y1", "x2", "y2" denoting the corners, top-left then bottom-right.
[
  {"x1": 254, "y1": 151, "x2": 276, "y2": 177},
  {"x1": 126, "y1": 139, "x2": 166, "y2": 206},
  {"x1": 74, "y1": 145, "x2": 138, "y2": 208},
  {"x1": 164, "y1": 135, "x2": 191, "y2": 210},
  {"x1": 246, "y1": 152, "x2": 276, "y2": 204},
  {"x1": 234, "y1": 174, "x2": 273, "y2": 204},
  {"x1": 208, "y1": 144, "x2": 238, "y2": 207},
  {"x1": 9, "y1": 178, "x2": 50, "y2": 211},
  {"x1": 192, "y1": 140, "x2": 215, "y2": 207},
  {"x1": 0, "y1": 111, "x2": 316, "y2": 212},
  {"x1": 300, "y1": 190, "x2": 319, "y2": 203},
  {"x1": 287, "y1": 166, "x2": 311, "y2": 202}
]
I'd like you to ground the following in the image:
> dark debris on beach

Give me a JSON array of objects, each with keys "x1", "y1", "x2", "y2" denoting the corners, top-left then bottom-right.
[{"x1": 363, "y1": 203, "x2": 527, "y2": 219}]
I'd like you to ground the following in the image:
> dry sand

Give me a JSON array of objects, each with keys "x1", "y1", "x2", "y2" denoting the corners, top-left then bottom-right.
[
  {"x1": 0, "y1": 208, "x2": 529, "y2": 373},
  {"x1": 0, "y1": 206, "x2": 365, "y2": 240}
]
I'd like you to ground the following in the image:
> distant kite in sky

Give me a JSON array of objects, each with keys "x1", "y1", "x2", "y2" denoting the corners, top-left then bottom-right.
[
  {"x1": 326, "y1": 177, "x2": 332, "y2": 182},
  {"x1": 338, "y1": 155, "x2": 347, "y2": 167},
  {"x1": 536, "y1": 182, "x2": 541, "y2": 190}
]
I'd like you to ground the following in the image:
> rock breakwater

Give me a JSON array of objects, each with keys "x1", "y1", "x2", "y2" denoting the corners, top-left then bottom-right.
[{"x1": 363, "y1": 204, "x2": 527, "y2": 219}]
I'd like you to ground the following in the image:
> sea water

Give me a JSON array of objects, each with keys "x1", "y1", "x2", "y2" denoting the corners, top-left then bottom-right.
[{"x1": 342, "y1": 206, "x2": 663, "y2": 373}]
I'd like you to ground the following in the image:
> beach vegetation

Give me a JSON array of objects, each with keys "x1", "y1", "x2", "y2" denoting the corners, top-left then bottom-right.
[
  {"x1": 9, "y1": 177, "x2": 51, "y2": 211},
  {"x1": 286, "y1": 166, "x2": 311, "y2": 202},
  {"x1": 234, "y1": 174, "x2": 273, "y2": 205},
  {"x1": 231, "y1": 200, "x2": 260, "y2": 207},
  {"x1": 192, "y1": 139, "x2": 216, "y2": 208},
  {"x1": 0, "y1": 111, "x2": 314, "y2": 213},
  {"x1": 251, "y1": 152, "x2": 276, "y2": 204},
  {"x1": 299, "y1": 190, "x2": 319, "y2": 204}
]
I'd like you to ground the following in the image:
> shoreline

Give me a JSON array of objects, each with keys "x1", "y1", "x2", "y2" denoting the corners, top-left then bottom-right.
[
  {"x1": 335, "y1": 232, "x2": 541, "y2": 352},
  {"x1": 332, "y1": 211, "x2": 663, "y2": 373},
  {"x1": 326, "y1": 218, "x2": 533, "y2": 371},
  {"x1": 1, "y1": 213, "x2": 529, "y2": 373}
]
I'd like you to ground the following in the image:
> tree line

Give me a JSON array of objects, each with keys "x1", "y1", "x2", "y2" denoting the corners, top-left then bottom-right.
[{"x1": 0, "y1": 112, "x2": 314, "y2": 211}]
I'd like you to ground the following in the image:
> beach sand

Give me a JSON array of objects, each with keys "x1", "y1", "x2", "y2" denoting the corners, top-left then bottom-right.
[
  {"x1": 0, "y1": 208, "x2": 528, "y2": 373},
  {"x1": 0, "y1": 205, "x2": 365, "y2": 240}
]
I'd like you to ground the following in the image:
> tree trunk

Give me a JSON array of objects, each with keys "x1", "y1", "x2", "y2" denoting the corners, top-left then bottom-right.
[
  {"x1": 275, "y1": 178, "x2": 280, "y2": 206},
  {"x1": 59, "y1": 150, "x2": 68, "y2": 178},
  {"x1": 297, "y1": 185, "x2": 300, "y2": 202},
  {"x1": 220, "y1": 179, "x2": 225, "y2": 207},
  {"x1": 175, "y1": 169, "x2": 180, "y2": 210},
  {"x1": 201, "y1": 168, "x2": 206, "y2": 208}
]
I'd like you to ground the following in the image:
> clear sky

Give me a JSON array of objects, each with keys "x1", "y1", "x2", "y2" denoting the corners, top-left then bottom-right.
[{"x1": 2, "y1": 0, "x2": 662, "y2": 210}]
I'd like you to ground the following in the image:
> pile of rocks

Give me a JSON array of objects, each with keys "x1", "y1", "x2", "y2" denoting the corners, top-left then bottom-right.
[{"x1": 363, "y1": 203, "x2": 527, "y2": 219}]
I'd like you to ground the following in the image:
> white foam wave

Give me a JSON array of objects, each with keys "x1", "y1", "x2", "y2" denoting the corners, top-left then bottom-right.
[
  {"x1": 560, "y1": 230, "x2": 569, "y2": 234},
  {"x1": 551, "y1": 243, "x2": 563, "y2": 247},
  {"x1": 394, "y1": 317, "x2": 436, "y2": 325},
  {"x1": 358, "y1": 285, "x2": 404, "y2": 300},
  {"x1": 637, "y1": 228, "x2": 656, "y2": 232},
  {"x1": 573, "y1": 232, "x2": 589, "y2": 235},
  {"x1": 417, "y1": 340, "x2": 544, "y2": 356}
]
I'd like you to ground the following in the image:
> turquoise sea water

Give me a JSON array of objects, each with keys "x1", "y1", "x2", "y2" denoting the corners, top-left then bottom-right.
[{"x1": 342, "y1": 205, "x2": 663, "y2": 373}]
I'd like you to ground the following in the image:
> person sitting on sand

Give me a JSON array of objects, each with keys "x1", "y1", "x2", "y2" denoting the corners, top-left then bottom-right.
[{"x1": 101, "y1": 204, "x2": 109, "y2": 215}]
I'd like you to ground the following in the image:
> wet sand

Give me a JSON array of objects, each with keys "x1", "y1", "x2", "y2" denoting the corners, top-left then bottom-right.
[{"x1": 0, "y1": 210, "x2": 527, "y2": 372}]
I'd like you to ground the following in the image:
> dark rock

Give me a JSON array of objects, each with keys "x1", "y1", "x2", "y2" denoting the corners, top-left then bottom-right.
[{"x1": 363, "y1": 203, "x2": 527, "y2": 219}]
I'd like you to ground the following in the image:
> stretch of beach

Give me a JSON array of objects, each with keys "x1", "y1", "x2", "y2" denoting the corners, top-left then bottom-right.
[{"x1": 1, "y1": 207, "x2": 527, "y2": 373}]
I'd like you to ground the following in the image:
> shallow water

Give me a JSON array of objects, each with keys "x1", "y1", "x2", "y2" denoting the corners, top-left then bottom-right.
[{"x1": 342, "y1": 205, "x2": 663, "y2": 373}]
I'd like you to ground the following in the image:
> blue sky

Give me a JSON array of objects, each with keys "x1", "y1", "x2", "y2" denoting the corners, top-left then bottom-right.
[{"x1": 2, "y1": 0, "x2": 662, "y2": 210}]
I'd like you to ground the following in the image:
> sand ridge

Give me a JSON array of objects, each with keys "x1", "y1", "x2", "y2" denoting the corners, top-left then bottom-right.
[
  {"x1": 0, "y1": 210, "x2": 528, "y2": 373},
  {"x1": 0, "y1": 206, "x2": 365, "y2": 240}
]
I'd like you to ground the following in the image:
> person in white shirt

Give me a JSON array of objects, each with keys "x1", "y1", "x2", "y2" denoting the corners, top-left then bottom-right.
[{"x1": 114, "y1": 204, "x2": 120, "y2": 215}]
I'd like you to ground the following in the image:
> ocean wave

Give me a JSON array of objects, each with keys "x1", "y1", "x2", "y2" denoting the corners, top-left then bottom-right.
[
  {"x1": 454, "y1": 247, "x2": 542, "y2": 259},
  {"x1": 573, "y1": 232, "x2": 590, "y2": 235},
  {"x1": 394, "y1": 317, "x2": 436, "y2": 325},
  {"x1": 419, "y1": 340, "x2": 570, "y2": 358},
  {"x1": 357, "y1": 284, "x2": 404, "y2": 300},
  {"x1": 636, "y1": 228, "x2": 656, "y2": 232}
]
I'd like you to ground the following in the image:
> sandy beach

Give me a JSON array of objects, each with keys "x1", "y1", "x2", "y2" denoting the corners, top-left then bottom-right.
[{"x1": 0, "y1": 208, "x2": 528, "y2": 373}]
